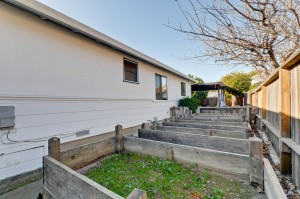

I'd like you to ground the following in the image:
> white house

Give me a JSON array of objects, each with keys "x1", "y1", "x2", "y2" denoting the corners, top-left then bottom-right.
[{"x1": 0, "y1": 0, "x2": 195, "y2": 180}]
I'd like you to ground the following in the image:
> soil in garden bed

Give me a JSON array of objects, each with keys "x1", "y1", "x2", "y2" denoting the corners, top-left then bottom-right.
[{"x1": 86, "y1": 153, "x2": 266, "y2": 199}]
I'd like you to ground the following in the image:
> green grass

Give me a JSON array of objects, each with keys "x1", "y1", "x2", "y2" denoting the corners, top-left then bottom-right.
[{"x1": 87, "y1": 153, "x2": 257, "y2": 199}]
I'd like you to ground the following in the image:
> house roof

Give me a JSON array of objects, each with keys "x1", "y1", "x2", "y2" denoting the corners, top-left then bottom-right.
[{"x1": 4, "y1": 0, "x2": 196, "y2": 83}]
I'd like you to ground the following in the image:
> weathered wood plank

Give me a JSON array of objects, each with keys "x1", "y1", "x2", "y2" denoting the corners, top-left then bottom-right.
[
  {"x1": 123, "y1": 136, "x2": 250, "y2": 179},
  {"x1": 282, "y1": 138, "x2": 300, "y2": 156},
  {"x1": 60, "y1": 138, "x2": 115, "y2": 169},
  {"x1": 183, "y1": 116, "x2": 242, "y2": 122},
  {"x1": 266, "y1": 81, "x2": 279, "y2": 129},
  {"x1": 139, "y1": 129, "x2": 249, "y2": 155},
  {"x1": 115, "y1": 125, "x2": 123, "y2": 153},
  {"x1": 175, "y1": 119, "x2": 242, "y2": 126},
  {"x1": 258, "y1": 130, "x2": 280, "y2": 166},
  {"x1": 249, "y1": 137, "x2": 263, "y2": 186},
  {"x1": 44, "y1": 156, "x2": 124, "y2": 199},
  {"x1": 157, "y1": 125, "x2": 246, "y2": 139},
  {"x1": 163, "y1": 121, "x2": 245, "y2": 131},
  {"x1": 48, "y1": 137, "x2": 60, "y2": 161},
  {"x1": 279, "y1": 68, "x2": 291, "y2": 174},
  {"x1": 290, "y1": 64, "x2": 300, "y2": 186},
  {"x1": 261, "y1": 119, "x2": 280, "y2": 138},
  {"x1": 263, "y1": 158, "x2": 287, "y2": 199}
]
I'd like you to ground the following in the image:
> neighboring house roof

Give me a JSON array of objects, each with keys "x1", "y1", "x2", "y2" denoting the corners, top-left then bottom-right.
[
  {"x1": 4, "y1": 0, "x2": 196, "y2": 83},
  {"x1": 191, "y1": 82, "x2": 226, "y2": 91},
  {"x1": 192, "y1": 82, "x2": 244, "y2": 96}
]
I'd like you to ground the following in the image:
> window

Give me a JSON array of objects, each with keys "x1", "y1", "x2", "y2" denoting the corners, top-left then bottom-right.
[
  {"x1": 124, "y1": 58, "x2": 138, "y2": 83},
  {"x1": 155, "y1": 74, "x2": 168, "y2": 100},
  {"x1": 181, "y1": 82, "x2": 186, "y2": 96}
]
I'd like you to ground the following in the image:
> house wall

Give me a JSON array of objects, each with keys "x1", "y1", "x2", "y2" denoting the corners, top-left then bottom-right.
[{"x1": 0, "y1": 2, "x2": 192, "y2": 180}]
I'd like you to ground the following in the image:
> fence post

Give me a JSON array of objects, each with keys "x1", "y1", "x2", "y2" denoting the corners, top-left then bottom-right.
[
  {"x1": 170, "y1": 106, "x2": 176, "y2": 121},
  {"x1": 178, "y1": 107, "x2": 182, "y2": 117},
  {"x1": 195, "y1": 107, "x2": 200, "y2": 115},
  {"x1": 48, "y1": 137, "x2": 60, "y2": 161},
  {"x1": 141, "y1": 123, "x2": 147, "y2": 129},
  {"x1": 115, "y1": 125, "x2": 123, "y2": 153},
  {"x1": 249, "y1": 137, "x2": 264, "y2": 187},
  {"x1": 152, "y1": 121, "x2": 157, "y2": 130}
]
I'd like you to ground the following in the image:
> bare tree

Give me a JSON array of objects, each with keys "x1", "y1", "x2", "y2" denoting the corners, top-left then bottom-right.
[{"x1": 168, "y1": 0, "x2": 300, "y2": 73}]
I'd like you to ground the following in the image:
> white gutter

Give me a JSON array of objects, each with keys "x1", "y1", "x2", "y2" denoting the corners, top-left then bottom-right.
[{"x1": 4, "y1": 0, "x2": 196, "y2": 83}]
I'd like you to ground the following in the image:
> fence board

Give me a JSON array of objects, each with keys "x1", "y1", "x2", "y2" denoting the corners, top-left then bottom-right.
[
  {"x1": 258, "y1": 90, "x2": 262, "y2": 116},
  {"x1": 266, "y1": 79, "x2": 279, "y2": 130},
  {"x1": 290, "y1": 64, "x2": 300, "y2": 186}
]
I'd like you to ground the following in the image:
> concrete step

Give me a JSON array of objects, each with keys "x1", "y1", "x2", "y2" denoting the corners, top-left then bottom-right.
[
  {"x1": 157, "y1": 125, "x2": 246, "y2": 139},
  {"x1": 163, "y1": 121, "x2": 245, "y2": 131}
]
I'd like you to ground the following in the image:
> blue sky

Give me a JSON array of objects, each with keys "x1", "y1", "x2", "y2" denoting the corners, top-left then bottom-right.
[{"x1": 37, "y1": 0, "x2": 250, "y2": 82}]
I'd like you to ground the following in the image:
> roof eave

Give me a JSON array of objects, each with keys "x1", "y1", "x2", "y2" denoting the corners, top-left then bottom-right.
[{"x1": 4, "y1": 0, "x2": 196, "y2": 83}]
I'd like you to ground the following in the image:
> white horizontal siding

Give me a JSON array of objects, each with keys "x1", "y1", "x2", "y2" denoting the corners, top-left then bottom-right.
[
  {"x1": 0, "y1": 2, "x2": 192, "y2": 179},
  {"x1": 0, "y1": 145, "x2": 44, "y2": 179},
  {"x1": 0, "y1": 99, "x2": 177, "y2": 179}
]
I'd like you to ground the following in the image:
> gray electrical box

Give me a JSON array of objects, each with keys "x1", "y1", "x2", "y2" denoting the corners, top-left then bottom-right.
[{"x1": 0, "y1": 106, "x2": 15, "y2": 129}]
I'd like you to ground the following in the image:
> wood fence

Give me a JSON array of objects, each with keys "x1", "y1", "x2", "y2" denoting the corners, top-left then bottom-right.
[{"x1": 249, "y1": 50, "x2": 300, "y2": 187}]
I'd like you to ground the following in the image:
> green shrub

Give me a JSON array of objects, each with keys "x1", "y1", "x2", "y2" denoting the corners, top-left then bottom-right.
[
  {"x1": 192, "y1": 91, "x2": 208, "y2": 101},
  {"x1": 179, "y1": 97, "x2": 199, "y2": 113}
]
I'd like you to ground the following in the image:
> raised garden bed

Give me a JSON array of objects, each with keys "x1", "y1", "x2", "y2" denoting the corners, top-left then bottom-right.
[{"x1": 86, "y1": 153, "x2": 265, "y2": 199}]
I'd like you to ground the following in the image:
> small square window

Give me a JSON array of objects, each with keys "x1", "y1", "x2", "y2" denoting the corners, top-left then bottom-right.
[
  {"x1": 124, "y1": 58, "x2": 138, "y2": 83},
  {"x1": 181, "y1": 82, "x2": 186, "y2": 96}
]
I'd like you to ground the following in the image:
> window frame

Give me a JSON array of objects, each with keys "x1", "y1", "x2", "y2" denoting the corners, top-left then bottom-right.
[
  {"x1": 123, "y1": 58, "x2": 139, "y2": 84},
  {"x1": 155, "y1": 73, "x2": 168, "y2": 100},
  {"x1": 181, "y1": 82, "x2": 186, "y2": 96}
]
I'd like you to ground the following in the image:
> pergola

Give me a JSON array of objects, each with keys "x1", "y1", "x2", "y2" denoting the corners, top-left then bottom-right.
[{"x1": 191, "y1": 82, "x2": 244, "y2": 107}]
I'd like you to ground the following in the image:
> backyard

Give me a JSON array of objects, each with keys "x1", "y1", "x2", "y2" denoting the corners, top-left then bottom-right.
[{"x1": 86, "y1": 153, "x2": 264, "y2": 199}]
